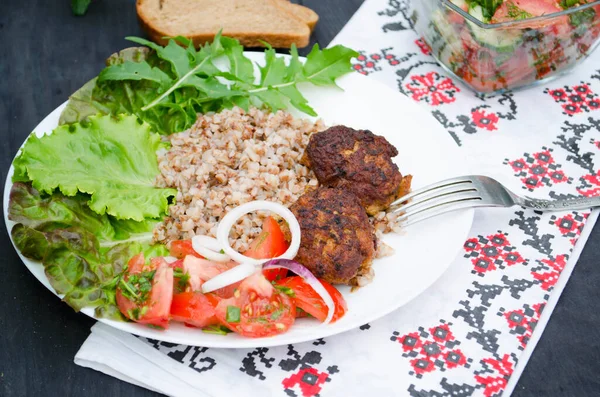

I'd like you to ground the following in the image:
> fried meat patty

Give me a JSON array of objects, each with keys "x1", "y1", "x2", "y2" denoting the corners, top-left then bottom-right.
[
  {"x1": 303, "y1": 125, "x2": 408, "y2": 215},
  {"x1": 289, "y1": 187, "x2": 375, "y2": 285}
]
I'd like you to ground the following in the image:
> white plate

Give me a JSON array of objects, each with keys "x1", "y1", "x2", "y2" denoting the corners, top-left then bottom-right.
[{"x1": 3, "y1": 52, "x2": 473, "y2": 348}]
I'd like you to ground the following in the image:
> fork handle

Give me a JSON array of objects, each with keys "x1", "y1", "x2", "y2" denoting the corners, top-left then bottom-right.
[{"x1": 517, "y1": 196, "x2": 600, "y2": 211}]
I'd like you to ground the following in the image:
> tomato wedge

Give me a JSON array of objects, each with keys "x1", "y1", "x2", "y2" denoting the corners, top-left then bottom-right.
[
  {"x1": 170, "y1": 240, "x2": 202, "y2": 259},
  {"x1": 245, "y1": 216, "x2": 289, "y2": 259},
  {"x1": 116, "y1": 255, "x2": 174, "y2": 329},
  {"x1": 244, "y1": 216, "x2": 289, "y2": 281},
  {"x1": 275, "y1": 276, "x2": 347, "y2": 323},
  {"x1": 170, "y1": 292, "x2": 219, "y2": 328},
  {"x1": 215, "y1": 272, "x2": 296, "y2": 337}
]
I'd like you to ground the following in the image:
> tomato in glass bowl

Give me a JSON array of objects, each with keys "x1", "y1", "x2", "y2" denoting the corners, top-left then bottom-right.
[{"x1": 411, "y1": 0, "x2": 600, "y2": 93}]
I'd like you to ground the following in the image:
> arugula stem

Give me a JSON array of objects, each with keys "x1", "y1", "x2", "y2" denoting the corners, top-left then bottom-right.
[
  {"x1": 141, "y1": 57, "x2": 210, "y2": 112},
  {"x1": 248, "y1": 81, "x2": 296, "y2": 93}
]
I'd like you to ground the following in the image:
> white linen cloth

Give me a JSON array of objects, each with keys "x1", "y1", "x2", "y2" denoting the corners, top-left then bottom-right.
[{"x1": 76, "y1": 1, "x2": 600, "y2": 395}]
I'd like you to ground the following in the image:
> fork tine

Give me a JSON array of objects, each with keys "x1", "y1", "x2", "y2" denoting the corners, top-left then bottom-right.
[
  {"x1": 389, "y1": 176, "x2": 473, "y2": 208},
  {"x1": 399, "y1": 200, "x2": 483, "y2": 228},
  {"x1": 394, "y1": 191, "x2": 482, "y2": 221},
  {"x1": 390, "y1": 184, "x2": 477, "y2": 214}
]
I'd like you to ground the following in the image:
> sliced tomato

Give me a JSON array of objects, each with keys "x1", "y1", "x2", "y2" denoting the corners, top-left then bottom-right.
[
  {"x1": 116, "y1": 255, "x2": 174, "y2": 329},
  {"x1": 244, "y1": 216, "x2": 289, "y2": 260},
  {"x1": 243, "y1": 216, "x2": 289, "y2": 282},
  {"x1": 169, "y1": 240, "x2": 202, "y2": 259},
  {"x1": 181, "y1": 255, "x2": 238, "y2": 292},
  {"x1": 170, "y1": 292, "x2": 219, "y2": 328},
  {"x1": 262, "y1": 268, "x2": 288, "y2": 282},
  {"x1": 126, "y1": 253, "x2": 146, "y2": 273},
  {"x1": 447, "y1": 0, "x2": 468, "y2": 25},
  {"x1": 275, "y1": 276, "x2": 347, "y2": 323},
  {"x1": 168, "y1": 259, "x2": 184, "y2": 270},
  {"x1": 215, "y1": 272, "x2": 296, "y2": 337},
  {"x1": 492, "y1": 0, "x2": 569, "y2": 33}
]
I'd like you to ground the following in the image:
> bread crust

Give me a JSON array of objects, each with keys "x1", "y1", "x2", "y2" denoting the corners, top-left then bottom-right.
[{"x1": 136, "y1": 0, "x2": 313, "y2": 48}]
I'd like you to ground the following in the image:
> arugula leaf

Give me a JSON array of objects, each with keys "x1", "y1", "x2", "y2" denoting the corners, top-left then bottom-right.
[
  {"x1": 13, "y1": 114, "x2": 176, "y2": 221},
  {"x1": 93, "y1": 35, "x2": 358, "y2": 134},
  {"x1": 303, "y1": 44, "x2": 359, "y2": 87}
]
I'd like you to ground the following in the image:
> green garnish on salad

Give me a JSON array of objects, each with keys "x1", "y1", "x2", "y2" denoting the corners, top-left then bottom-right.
[
  {"x1": 226, "y1": 305, "x2": 241, "y2": 323},
  {"x1": 506, "y1": 2, "x2": 534, "y2": 20}
]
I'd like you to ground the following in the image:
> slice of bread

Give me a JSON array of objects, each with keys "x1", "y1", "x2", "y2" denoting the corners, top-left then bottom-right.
[
  {"x1": 273, "y1": 0, "x2": 319, "y2": 32},
  {"x1": 136, "y1": 0, "x2": 317, "y2": 48}
]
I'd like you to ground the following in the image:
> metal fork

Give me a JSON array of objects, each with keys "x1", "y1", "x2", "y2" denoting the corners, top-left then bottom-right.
[{"x1": 389, "y1": 175, "x2": 600, "y2": 227}]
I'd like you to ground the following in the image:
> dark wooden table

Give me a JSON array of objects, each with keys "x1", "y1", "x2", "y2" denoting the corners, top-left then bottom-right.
[{"x1": 1, "y1": 1, "x2": 599, "y2": 396}]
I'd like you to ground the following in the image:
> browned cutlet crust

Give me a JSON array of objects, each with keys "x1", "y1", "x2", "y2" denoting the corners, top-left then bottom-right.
[
  {"x1": 290, "y1": 187, "x2": 375, "y2": 285},
  {"x1": 303, "y1": 125, "x2": 405, "y2": 215}
]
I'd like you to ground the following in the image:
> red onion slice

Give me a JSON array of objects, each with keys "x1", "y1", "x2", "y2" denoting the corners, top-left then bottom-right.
[{"x1": 263, "y1": 259, "x2": 335, "y2": 324}]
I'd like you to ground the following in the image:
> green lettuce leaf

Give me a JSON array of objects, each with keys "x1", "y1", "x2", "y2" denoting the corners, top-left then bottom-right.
[
  {"x1": 12, "y1": 114, "x2": 176, "y2": 221},
  {"x1": 9, "y1": 182, "x2": 115, "y2": 241},
  {"x1": 9, "y1": 182, "x2": 169, "y2": 320},
  {"x1": 59, "y1": 47, "x2": 151, "y2": 126}
]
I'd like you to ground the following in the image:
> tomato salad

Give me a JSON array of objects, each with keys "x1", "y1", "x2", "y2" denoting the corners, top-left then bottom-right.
[
  {"x1": 115, "y1": 202, "x2": 347, "y2": 338},
  {"x1": 418, "y1": 0, "x2": 600, "y2": 93}
]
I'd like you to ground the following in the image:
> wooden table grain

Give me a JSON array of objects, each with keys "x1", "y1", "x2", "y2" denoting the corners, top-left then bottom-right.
[{"x1": 1, "y1": 1, "x2": 599, "y2": 396}]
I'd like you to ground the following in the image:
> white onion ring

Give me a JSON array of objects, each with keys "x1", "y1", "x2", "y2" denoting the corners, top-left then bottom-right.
[
  {"x1": 191, "y1": 235, "x2": 230, "y2": 262},
  {"x1": 201, "y1": 263, "x2": 257, "y2": 293},
  {"x1": 163, "y1": 256, "x2": 179, "y2": 264},
  {"x1": 263, "y1": 259, "x2": 336, "y2": 324},
  {"x1": 216, "y1": 201, "x2": 301, "y2": 266}
]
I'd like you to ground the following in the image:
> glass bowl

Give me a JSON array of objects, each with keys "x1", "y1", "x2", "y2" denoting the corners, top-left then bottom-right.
[{"x1": 411, "y1": 0, "x2": 600, "y2": 93}]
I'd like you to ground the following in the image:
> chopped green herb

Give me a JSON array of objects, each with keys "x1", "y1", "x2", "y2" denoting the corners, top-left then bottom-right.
[
  {"x1": 119, "y1": 269, "x2": 156, "y2": 304},
  {"x1": 274, "y1": 285, "x2": 296, "y2": 297},
  {"x1": 226, "y1": 305, "x2": 241, "y2": 323},
  {"x1": 202, "y1": 325, "x2": 233, "y2": 335},
  {"x1": 569, "y1": 7, "x2": 596, "y2": 28},
  {"x1": 270, "y1": 308, "x2": 286, "y2": 320},
  {"x1": 561, "y1": 0, "x2": 583, "y2": 8},
  {"x1": 296, "y1": 307, "x2": 313, "y2": 318},
  {"x1": 507, "y1": 2, "x2": 533, "y2": 20},
  {"x1": 146, "y1": 324, "x2": 164, "y2": 330},
  {"x1": 470, "y1": 0, "x2": 503, "y2": 20},
  {"x1": 173, "y1": 267, "x2": 191, "y2": 293}
]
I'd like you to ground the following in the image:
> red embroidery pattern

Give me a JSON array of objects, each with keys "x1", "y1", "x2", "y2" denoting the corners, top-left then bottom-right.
[
  {"x1": 501, "y1": 303, "x2": 545, "y2": 350},
  {"x1": 550, "y1": 213, "x2": 589, "y2": 245},
  {"x1": 415, "y1": 38, "x2": 431, "y2": 55},
  {"x1": 505, "y1": 147, "x2": 572, "y2": 191},
  {"x1": 472, "y1": 109, "x2": 500, "y2": 131},
  {"x1": 405, "y1": 71, "x2": 460, "y2": 106},
  {"x1": 391, "y1": 322, "x2": 471, "y2": 378},
  {"x1": 531, "y1": 254, "x2": 568, "y2": 291},
  {"x1": 282, "y1": 368, "x2": 331, "y2": 397},
  {"x1": 474, "y1": 354, "x2": 517, "y2": 397},
  {"x1": 577, "y1": 170, "x2": 600, "y2": 197},
  {"x1": 352, "y1": 48, "x2": 403, "y2": 75},
  {"x1": 545, "y1": 83, "x2": 600, "y2": 116},
  {"x1": 464, "y1": 233, "x2": 527, "y2": 276}
]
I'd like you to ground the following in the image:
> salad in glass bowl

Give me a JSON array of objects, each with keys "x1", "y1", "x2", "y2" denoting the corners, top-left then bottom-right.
[{"x1": 412, "y1": 0, "x2": 600, "y2": 93}]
